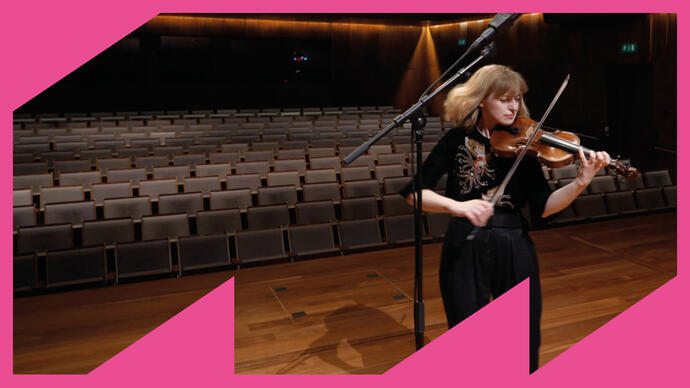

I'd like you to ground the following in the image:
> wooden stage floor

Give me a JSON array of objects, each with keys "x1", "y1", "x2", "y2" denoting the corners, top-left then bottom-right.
[{"x1": 13, "y1": 212, "x2": 676, "y2": 374}]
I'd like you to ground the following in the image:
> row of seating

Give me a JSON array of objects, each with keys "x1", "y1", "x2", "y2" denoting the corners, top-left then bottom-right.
[
  {"x1": 14, "y1": 113, "x2": 423, "y2": 132},
  {"x1": 13, "y1": 210, "x2": 451, "y2": 292},
  {"x1": 15, "y1": 145, "x2": 418, "y2": 171},
  {"x1": 14, "y1": 114, "x2": 438, "y2": 131},
  {"x1": 551, "y1": 187, "x2": 676, "y2": 224},
  {"x1": 547, "y1": 170, "x2": 674, "y2": 194},
  {"x1": 12, "y1": 175, "x2": 424, "y2": 228},
  {"x1": 13, "y1": 136, "x2": 440, "y2": 160},
  {"x1": 13, "y1": 105, "x2": 400, "y2": 121}
]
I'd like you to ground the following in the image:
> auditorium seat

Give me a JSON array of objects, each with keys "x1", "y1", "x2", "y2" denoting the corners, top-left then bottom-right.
[
  {"x1": 40, "y1": 185, "x2": 84, "y2": 208},
  {"x1": 90, "y1": 182, "x2": 132, "y2": 206},
  {"x1": 277, "y1": 149, "x2": 305, "y2": 160},
  {"x1": 45, "y1": 246, "x2": 107, "y2": 288},
  {"x1": 178, "y1": 234, "x2": 232, "y2": 273},
  {"x1": 184, "y1": 176, "x2": 222, "y2": 195},
  {"x1": 173, "y1": 153, "x2": 206, "y2": 169},
  {"x1": 573, "y1": 194, "x2": 609, "y2": 219},
  {"x1": 383, "y1": 176, "x2": 412, "y2": 195},
  {"x1": 80, "y1": 149, "x2": 113, "y2": 163},
  {"x1": 221, "y1": 143, "x2": 249, "y2": 156},
  {"x1": 288, "y1": 223, "x2": 339, "y2": 257},
  {"x1": 551, "y1": 164, "x2": 578, "y2": 180},
  {"x1": 244, "y1": 150, "x2": 273, "y2": 163},
  {"x1": 14, "y1": 162, "x2": 49, "y2": 175},
  {"x1": 338, "y1": 218, "x2": 386, "y2": 251},
  {"x1": 302, "y1": 182, "x2": 341, "y2": 202},
  {"x1": 341, "y1": 166, "x2": 371, "y2": 182},
  {"x1": 343, "y1": 179, "x2": 380, "y2": 198},
  {"x1": 210, "y1": 152, "x2": 241, "y2": 165},
  {"x1": 308, "y1": 147, "x2": 337, "y2": 158},
  {"x1": 310, "y1": 156, "x2": 341, "y2": 172},
  {"x1": 44, "y1": 200, "x2": 96, "y2": 226},
  {"x1": 341, "y1": 196, "x2": 378, "y2": 220},
  {"x1": 304, "y1": 168, "x2": 337, "y2": 184},
  {"x1": 13, "y1": 189, "x2": 33, "y2": 207},
  {"x1": 295, "y1": 200, "x2": 336, "y2": 225},
  {"x1": 643, "y1": 170, "x2": 673, "y2": 188},
  {"x1": 15, "y1": 143, "x2": 50, "y2": 155},
  {"x1": 54, "y1": 141, "x2": 88, "y2": 153},
  {"x1": 13, "y1": 206, "x2": 37, "y2": 232},
  {"x1": 236, "y1": 161, "x2": 270, "y2": 177},
  {"x1": 235, "y1": 228, "x2": 287, "y2": 264},
  {"x1": 13, "y1": 153, "x2": 35, "y2": 164},
  {"x1": 635, "y1": 188, "x2": 667, "y2": 211},
  {"x1": 195, "y1": 163, "x2": 232, "y2": 178},
  {"x1": 252, "y1": 142, "x2": 280, "y2": 152},
  {"x1": 226, "y1": 173, "x2": 261, "y2": 193},
  {"x1": 663, "y1": 186, "x2": 677, "y2": 208},
  {"x1": 384, "y1": 214, "x2": 415, "y2": 244},
  {"x1": 58, "y1": 171, "x2": 101, "y2": 188},
  {"x1": 107, "y1": 168, "x2": 147, "y2": 186},
  {"x1": 97, "y1": 158, "x2": 131, "y2": 174},
  {"x1": 209, "y1": 189, "x2": 252, "y2": 210},
  {"x1": 139, "y1": 178, "x2": 179, "y2": 200},
  {"x1": 82, "y1": 218, "x2": 135, "y2": 247},
  {"x1": 347, "y1": 154, "x2": 376, "y2": 170},
  {"x1": 274, "y1": 159, "x2": 307, "y2": 174},
  {"x1": 257, "y1": 185, "x2": 298, "y2": 206},
  {"x1": 377, "y1": 153, "x2": 407, "y2": 166},
  {"x1": 136, "y1": 156, "x2": 169, "y2": 172},
  {"x1": 115, "y1": 239, "x2": 172, "y2": 282},
  {"x1": 426, "y1": 212, "x2": 451, "y2": 238},
  {"x1": 166, "y1": 137, "x2": 195, "y2": 148},
  {"x1": 617, "y1": 174, "x2": 645, "y2": 191},
  {"x1": 382, "y1": 194, "x2": 413, "y2": 216},
  {"x1": 267, "y1": 171, "x2": 300, "y2": 187},
  {"x1": 247, "y1": 204, "x2": 290, "y2": 229},
  {"x1": 14, "y1": 173, "x2": 54, "y2": 195},
  {"x1": 16, "y1": 223, "x2": 74, "y2": 255},
  {"x1": 375, "y1": 164, "x2": 405, "y2": 183},
  {"x1": 158, "y1": 192, "x2": 204, "y2": 215},
  {"x1": 141, "y1": 213, "x2": 190, "y2": 241},
  {"x1": 54, "y1": 160, "x2": 91, "y2": 174},
  {"x1": 587, "y1": 175, "x2": 618, "y2": 194},
  {"x1": 605, "y1": 191, "x2": 645, "y2": 216},
  {"x1": 103, "y1": 196, "x2": 152, "y2": 221},
  {"x1": 119, "y1": 147, "x2": 149, "y2": 160},
  {"x1": 196, "y1": 208, "x2": 243, "y2": 235}
]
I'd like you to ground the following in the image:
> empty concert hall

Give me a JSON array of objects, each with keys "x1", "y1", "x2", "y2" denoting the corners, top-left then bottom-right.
[{"x1": 12, "y1": 13, "x2": 677, "y2": 375}]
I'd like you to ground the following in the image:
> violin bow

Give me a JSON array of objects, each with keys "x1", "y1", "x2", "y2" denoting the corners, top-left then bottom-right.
[{"x1": 466, "y1": 74, "x2": 570, "y2": 240}]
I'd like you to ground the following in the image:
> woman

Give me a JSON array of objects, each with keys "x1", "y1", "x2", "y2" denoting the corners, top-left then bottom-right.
[{"x1": 402, "y1": 64, "x2": 610, "y2": 373}]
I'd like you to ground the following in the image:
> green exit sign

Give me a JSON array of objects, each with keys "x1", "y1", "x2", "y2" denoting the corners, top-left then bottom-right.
[
  {"x1": 621, "y1": 42, "x2": 638, "y2": 53},
  {"x1": 458, "y1": 39, "x2": 467, "y2": 46}
]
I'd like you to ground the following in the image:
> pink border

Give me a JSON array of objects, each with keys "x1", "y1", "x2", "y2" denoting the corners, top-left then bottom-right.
[{"x1": 3, "y1": 1, "x2": 687, "y2": 386}]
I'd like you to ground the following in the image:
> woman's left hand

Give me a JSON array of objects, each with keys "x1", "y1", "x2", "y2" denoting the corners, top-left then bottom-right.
[{"x1": 575, "y1": 147, "x2": 611, "y2": 187}]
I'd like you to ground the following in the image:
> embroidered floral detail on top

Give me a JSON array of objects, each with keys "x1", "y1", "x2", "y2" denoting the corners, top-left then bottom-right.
[{"x1": 453, "y1": 137, "x2": 495, "y2": 194}]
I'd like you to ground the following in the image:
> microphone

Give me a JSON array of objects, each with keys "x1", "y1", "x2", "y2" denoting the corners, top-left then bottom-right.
[{"x1": 466, "y1": 13, "x2": 521, "y2": 53}]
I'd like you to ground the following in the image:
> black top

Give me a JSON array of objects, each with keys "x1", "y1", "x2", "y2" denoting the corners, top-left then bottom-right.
[{"x1": 401, "y1": 126, "x2": 556, "y2": 226}]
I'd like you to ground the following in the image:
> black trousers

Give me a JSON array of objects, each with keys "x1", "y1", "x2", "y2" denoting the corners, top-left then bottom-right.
[{"x1": 438, "y1": 216, "x2": 542, "y2": 373}]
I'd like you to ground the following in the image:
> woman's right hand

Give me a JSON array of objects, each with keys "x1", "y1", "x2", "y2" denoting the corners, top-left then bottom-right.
[{"x1": 449, "y1": 199, "x2": 494, "y2": 226}]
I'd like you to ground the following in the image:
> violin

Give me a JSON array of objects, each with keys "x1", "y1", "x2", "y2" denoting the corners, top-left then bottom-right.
[{"x1": 490, "y1": 116, "x2": 639, "y2": 178}]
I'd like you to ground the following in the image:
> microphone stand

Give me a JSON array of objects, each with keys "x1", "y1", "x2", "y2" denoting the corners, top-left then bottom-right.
[{"x1": 343, "y1": 42, "x2": 497, "y2": 351}]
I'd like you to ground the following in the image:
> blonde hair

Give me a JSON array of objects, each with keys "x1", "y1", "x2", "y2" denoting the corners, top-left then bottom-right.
[{"x1": 443, "y1": 64, "x2": 530, "y2": 129}]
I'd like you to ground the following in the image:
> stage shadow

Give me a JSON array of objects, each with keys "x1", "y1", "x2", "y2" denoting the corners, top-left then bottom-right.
[{"x1": 276, "y1": 304, "x2": 427, "y2": 374}]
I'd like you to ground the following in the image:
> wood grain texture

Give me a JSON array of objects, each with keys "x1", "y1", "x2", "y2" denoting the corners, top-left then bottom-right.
[{"x1": 13, "y1": 212, "x2": 676, "y2": 374}]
